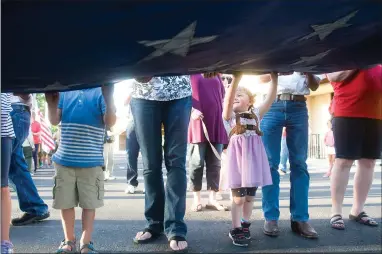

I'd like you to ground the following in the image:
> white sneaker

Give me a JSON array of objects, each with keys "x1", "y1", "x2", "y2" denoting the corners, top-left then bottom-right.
[
  {"x1": 125, "y1": 185, "x2": 136, "y2": 194},
  {"x1": 215, "y1": 192, "x2": 224, "y2": 201}
]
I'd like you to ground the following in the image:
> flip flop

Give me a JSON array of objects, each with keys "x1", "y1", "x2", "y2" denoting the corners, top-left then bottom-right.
[
  {"x1": 205, "y1": 203, "x2": 229, "y2": 211},
  {"x1": 169, "y1": 236, "x2": 188, "y2": 252},
  {"x1": 133, "y1": 228, "x2": 162, "y2": 244},
  {"x1": 191, "y1": 203, "x2": 202, "y2": 212},
  {"x1": 349, "y1": 212, "x2": 378, "y2": 227}
]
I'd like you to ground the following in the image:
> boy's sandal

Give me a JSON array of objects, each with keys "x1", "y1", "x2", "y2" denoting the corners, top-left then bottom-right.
[
  {"x1": 330, "y1": 214, "x2": 345, "y2": 230},
  {"x1": 191, "y1": 203, "x2": 202, "y2": 212},
  {"x1": 168, "y1": 236, "x2": 188, "y2": 252},
  {"x1": 349, "y1": 212, "x2": 378, "y2": 226},
  {"x1": 80, "y1": 242, "x2": 97, "y2": 253},
  {"x1": 56, "y1": 240, "x2": 77, "y2": 253},
  {"x1": 133, "y1": 228, "x2": 162, "y2": 244}
]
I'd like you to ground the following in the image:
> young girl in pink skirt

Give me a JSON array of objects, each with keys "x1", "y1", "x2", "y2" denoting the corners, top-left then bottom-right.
[{"x1": 222, "y1": 72, "x2": 278, "y2": 247}]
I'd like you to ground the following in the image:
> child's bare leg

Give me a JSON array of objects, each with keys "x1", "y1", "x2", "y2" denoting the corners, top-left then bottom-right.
[
  {"x1": 325, "y1": 155, "x2": 334, "y2": 177},
  {"x1": 80, "y1": 208, "x2": 95, "y2": 252},
  {"x1": 330, "y1": 155, "x2": 336, "y2": 171},
  {"x1": 60, "y1": 208, "x2": 76, "y2": 251},
  {"x1": 242, "y1": 196, "x2": 255, "y2": 222},
  {"x1": 1, "y1": 187, "x2": 12, "y2": 241},
  {"x1": 231, "y1": 197, "x2": 245, "y2": 228}
]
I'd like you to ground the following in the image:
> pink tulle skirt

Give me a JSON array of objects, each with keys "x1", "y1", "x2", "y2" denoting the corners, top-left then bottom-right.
[{"x1": 221, "y1": 134, "x2": 272, "y2": 190}]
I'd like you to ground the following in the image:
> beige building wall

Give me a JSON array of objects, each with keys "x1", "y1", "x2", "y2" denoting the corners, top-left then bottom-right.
[
  {"x1": 307, "y1": 93, "x2": 332, "y2": 135},
  {"x1": 306, "y1": 82, "x2": 334, "y2": 135}
]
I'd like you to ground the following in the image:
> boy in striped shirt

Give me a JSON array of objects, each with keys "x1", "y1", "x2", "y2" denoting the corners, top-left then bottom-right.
[
  {"x1": 1, "y1": 93, "x2": 16, "y2": 253},
  {"x1": 46, "y1": 86, "x2": 116, "y2": 253}
]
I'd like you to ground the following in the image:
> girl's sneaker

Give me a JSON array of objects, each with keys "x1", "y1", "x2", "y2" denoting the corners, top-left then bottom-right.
[
  {"x1": 229, "y1": 228, "x2": 248, "y2": 247},
  {"x1": 241, "y1": 221, "x2": 251, "y2": 239},
  {"x1": 215, "y1": 192, "x2": 224, "y2": 201},
  {"x1": 80, "y1": 242, "x2": 97, "y2": 253},
  {"x1": 125, "y1": 184, "x2": 136, "y2": 194},
  {"x1": 1, "y1": 240, "x2": 14, "y2": 253}
]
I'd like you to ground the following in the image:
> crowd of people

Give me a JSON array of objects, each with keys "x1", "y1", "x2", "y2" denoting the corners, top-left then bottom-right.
[{"x1": 1, "y1": 65, "x2": 381, "y2": 253}]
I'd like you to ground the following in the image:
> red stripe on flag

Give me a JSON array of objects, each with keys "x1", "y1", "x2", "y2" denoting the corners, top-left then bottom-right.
[{"x1": 37, "y1": 110, "x2": 55, "y2": 151}]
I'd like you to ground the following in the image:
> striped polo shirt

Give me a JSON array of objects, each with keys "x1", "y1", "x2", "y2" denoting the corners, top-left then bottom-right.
[
  {"x1": 1, "y1": 93, "x2": 15, "y2": 138},
  {"x1": 52, "y1": 88, "x2": 106, "y2": 168}
]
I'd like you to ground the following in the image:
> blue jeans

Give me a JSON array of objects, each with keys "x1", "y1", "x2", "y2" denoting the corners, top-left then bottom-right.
[
  {"x1": 126, "y1": 120, "x2": 140, "y2": 187},
  {"x1": 280, "y1": 137, "x2": 289, "y2": 172},
  {"x1": 131, "y1": 96, "x2": 191, "y2": 239},
  {"x1": 9, "y1": 105, "x2": 48, "y2": 215},
  {"x1": 261, "y1": 101, "x2": 309, "y2": 222}
]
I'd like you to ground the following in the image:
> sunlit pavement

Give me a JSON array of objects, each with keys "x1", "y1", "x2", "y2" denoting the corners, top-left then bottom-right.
[{"x1": 11, "y1": 155, "x2": 382, "y2": 253}]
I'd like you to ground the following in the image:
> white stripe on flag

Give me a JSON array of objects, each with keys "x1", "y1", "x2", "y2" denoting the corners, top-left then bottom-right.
[{"x1": 37, "y1": 109, "x2": 55, "y2": 152}]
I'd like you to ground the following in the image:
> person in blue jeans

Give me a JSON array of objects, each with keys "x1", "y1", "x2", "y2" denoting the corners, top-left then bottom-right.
[
  {"x1": 259, "y1": 72, "x2": 320, "y2": 239},
  {"x1": 9, "y1": 94, "x2": 50, "y2": 226},
  {"x1": 130, "y1": 76, "x2": 191, "y2": 252},
  {"x1": 123, "y1": 85, "x2": 142, "y2": 194},
  {"x1": 125, "y1": 120, "x2": 141, "y2": 193}
]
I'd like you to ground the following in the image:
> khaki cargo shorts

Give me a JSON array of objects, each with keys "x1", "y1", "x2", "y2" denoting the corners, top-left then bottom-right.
[{"x1": 52, "y1": 163, "x2": 105, "y2": 209}]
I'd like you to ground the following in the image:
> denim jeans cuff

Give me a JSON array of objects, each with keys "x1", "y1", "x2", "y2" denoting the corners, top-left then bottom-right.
[
  {"x1": 166, "y1": 233, "x2": 187, "y2": 240},
  {"x1": 147, "y1": 223, "x2": 164, "y2": 235}
]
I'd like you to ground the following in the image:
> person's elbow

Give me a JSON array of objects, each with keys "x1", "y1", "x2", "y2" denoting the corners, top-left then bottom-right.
[
  {"x1": 309, "y1": 77, "x2": 320, "y2": 91},
  {"x1": 310, "y1": 82, "x2": 319, "y2": 91},
  {"x1": 49, "y1": 115, "x2": 60, "y2": 126}
]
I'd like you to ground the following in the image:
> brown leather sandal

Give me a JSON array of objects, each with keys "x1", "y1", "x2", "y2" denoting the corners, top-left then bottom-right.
[{"x1": 56, "y1": 240, "x2": 76, "y2": 253}]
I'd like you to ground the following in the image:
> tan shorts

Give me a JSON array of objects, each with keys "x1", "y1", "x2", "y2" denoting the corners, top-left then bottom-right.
[{"x1": 53, "y1": 163, "x2": 105, "y2": 209}]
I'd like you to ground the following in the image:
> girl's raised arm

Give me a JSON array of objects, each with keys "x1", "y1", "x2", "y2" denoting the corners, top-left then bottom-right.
[
  {"x1": 223, "y1": 73, "x2": 243, "y2": 120},
  {"x1": 259, "y1": 72, "x2": 278, "y2": 118}
]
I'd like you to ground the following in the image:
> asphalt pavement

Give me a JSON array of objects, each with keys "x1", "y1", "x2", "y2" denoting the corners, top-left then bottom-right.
[{"x1": 10, "y1": 154, "x2": 382, "y2": 253}]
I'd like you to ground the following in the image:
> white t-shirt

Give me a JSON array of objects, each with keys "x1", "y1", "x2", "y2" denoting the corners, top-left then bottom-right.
[
  {"x1": 276, "y1": 72, "x2": 321, "y2": 95},
  {"x1": 10, "y1": 94, "x2": 33, "y2": 108}
]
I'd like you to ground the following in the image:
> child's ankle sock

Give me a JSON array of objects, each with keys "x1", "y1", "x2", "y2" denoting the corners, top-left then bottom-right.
[{"x1": 241, "y1": 218, "x2": 250, "y2": 224}]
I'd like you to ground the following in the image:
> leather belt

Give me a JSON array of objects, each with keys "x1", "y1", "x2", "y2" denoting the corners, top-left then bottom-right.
[{"x1": 276, "y1": 94, "x2": 306, "y2": 102}]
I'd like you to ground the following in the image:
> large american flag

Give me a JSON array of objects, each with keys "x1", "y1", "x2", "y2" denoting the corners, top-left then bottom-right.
[{"x1": 2, "y1": 0, "x2": 381, "y2": 93}]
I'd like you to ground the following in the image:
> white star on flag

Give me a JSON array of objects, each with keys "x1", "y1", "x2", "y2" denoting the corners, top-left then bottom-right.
[
  {"x1": 188, "y1": 61, "x2": 229, "y2": 72},
  {"x1": 299, "y1": 10, "x2": 358, "y2": 41},
  {"x1": 240, "y1": 57, "x2": 262, "y2": 66},
  {"x1": 138, "y1": 21, "x2": 217, "y2": 62},
  {"x1": 296, "y1": 65, "x2": 317, "y2": 72},
  {"x1": 292, "y1": 50, "x2": 331, "y2": 65}
]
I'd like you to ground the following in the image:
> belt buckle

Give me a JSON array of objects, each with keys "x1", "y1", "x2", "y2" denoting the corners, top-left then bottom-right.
[{"x1": 280, "y1": 94, "x2": 292, "y2": 101}]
